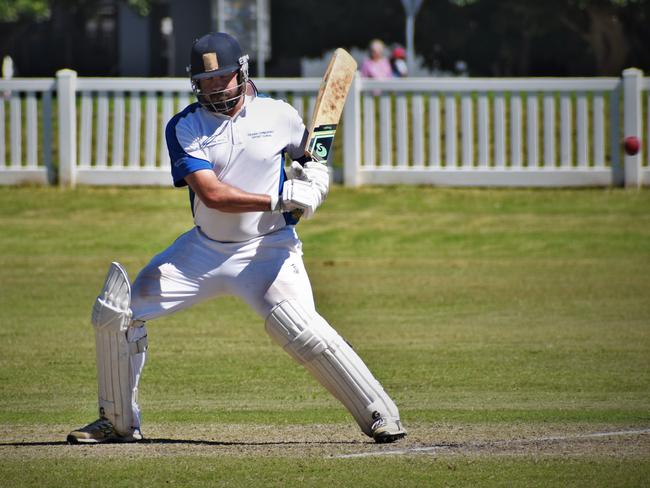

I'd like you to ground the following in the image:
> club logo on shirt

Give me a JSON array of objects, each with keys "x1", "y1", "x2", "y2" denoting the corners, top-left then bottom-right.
[
  {"x1": 248, "y1": 130, "x2": 274, "y2": 140},
  {"x1": 199, "y1": 133, "x2": 229, "y2": 148}
]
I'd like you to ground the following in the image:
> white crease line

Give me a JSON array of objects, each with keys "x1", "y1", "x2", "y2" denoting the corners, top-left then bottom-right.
[
  {"x1": 335, "y1": 445, "x2": 451, "y2": 459},
  {"x1": 333, "y1": 428, "x2": 650, "y2": 459},
  {"x1": 528, "y1": 428, "x2": 650, "y2": 443}
]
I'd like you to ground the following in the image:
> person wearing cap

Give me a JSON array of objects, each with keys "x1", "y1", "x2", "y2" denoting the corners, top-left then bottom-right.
[
  {"x1": 67, "y1": 32, "x2": 406, "y2": 445},
  {"x1": 390, "y1": 46, "x2": 408, "y2": 78}
]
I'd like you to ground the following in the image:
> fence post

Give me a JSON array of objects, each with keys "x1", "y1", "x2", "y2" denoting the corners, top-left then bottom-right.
[
  {"x1": 56, "y1": 69, "x2": 77, "y2": 187},
  {"x1": 622, "y1": 68, "x2": 642, "y2": 188},
  {"x1": 343, "y1": 73, "x2": 361, "y2": 187}
]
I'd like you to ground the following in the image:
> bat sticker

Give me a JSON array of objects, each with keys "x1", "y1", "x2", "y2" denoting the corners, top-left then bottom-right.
[{"x1": 308, "y1": 124, "x2": 338, "y2": 162}]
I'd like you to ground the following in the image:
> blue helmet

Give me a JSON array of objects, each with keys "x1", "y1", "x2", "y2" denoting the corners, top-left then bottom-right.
[{"x1": 188, "y1": 32, "x2": 250, "y2": 114}]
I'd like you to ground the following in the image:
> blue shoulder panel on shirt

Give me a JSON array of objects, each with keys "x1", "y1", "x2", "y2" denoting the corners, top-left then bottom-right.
[{"x1": 166, "y1": 103, "x2": 212, "y2": 188}]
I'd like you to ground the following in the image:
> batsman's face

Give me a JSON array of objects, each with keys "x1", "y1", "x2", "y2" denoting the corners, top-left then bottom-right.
[
  {"x1": 199, "y1": 72, "x2": 239, "y2": 101},
  {"x1": 194, "y1": 68, "x2": 247, "y2": 115}
]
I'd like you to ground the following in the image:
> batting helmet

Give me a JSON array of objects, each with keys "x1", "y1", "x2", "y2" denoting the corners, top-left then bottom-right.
[{"x1": 188, "y1": 32, "x2": 250, "y2": 114}]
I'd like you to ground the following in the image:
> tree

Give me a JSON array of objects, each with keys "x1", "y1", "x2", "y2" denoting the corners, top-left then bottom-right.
[
  {"x1": 443, "y1": 0, "x2": 650, "y2": 75},
  {"x1": 0, "y1": 0, "x2": 162, "y2": 76},
  {"x1": 2, "y1": 0, "x2": 648, "y2": 77},
  {"x1": 0, "y1": 0, "x2": 50, "y2": 22},
  {"x1": 560, "y1": 0, "x2": 632, "y2": 74},
  {"x1": 0, "y1": 0, "x2": 154, "y2": 22}
]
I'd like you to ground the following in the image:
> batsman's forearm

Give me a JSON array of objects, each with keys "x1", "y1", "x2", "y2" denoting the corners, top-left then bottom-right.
[
  {"x1": 200, "y1": 185, "x2": 271, "y2": 212},
  {"x1": 186, "y1": 170, "x2": 272, "y2": 213}
]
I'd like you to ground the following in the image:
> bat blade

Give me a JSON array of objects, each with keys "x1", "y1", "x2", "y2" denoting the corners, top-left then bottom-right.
[{"x1": 305, "y1": 48, "x2": 357, "y2": 163}]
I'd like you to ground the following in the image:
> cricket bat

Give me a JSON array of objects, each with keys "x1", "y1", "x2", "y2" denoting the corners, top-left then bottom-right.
[{"x1": 304, "y1": 48, "x2": 358, "y2": 164}]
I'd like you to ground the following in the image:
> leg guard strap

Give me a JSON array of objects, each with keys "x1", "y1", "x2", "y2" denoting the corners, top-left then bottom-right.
[{"x1": 128, "y1": 335, "x2": 148, "y2": 355}]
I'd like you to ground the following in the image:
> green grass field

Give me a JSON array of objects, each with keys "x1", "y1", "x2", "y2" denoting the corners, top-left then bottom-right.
[{"x1": 1, "y1": 186, "x2": 649, "y2": 487}]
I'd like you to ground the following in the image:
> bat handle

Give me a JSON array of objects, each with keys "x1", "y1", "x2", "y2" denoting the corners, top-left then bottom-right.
[{"x1": 304, "y1": 150, "x2": 327, "y2": 165}]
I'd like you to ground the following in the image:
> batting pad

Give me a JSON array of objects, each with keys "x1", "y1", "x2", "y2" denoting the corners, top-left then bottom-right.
[
  {"x1": 265, "y1": 299, "x2": 400, "y2": 437},
  {"x1": 92, "y1": 262, "x2": 147, "y2": 435}
]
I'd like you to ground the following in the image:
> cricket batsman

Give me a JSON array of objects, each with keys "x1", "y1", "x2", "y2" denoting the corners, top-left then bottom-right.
[{"x1": 67, "y1": 32, "x2": 406, "y2": 444}]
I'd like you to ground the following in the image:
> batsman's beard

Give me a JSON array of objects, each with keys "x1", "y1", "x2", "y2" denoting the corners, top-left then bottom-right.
[{"x1": 195, "y1": 81, "x2": 246, "y2": 114}]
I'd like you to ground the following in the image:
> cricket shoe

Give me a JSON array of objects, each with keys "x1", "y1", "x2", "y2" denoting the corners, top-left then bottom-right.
[
  {"x1": 371, "y1": 417, "x2": 407, "y2": 444},
  {"x1": 67, "y1": 418, "x2": 143, "y2": 444}
]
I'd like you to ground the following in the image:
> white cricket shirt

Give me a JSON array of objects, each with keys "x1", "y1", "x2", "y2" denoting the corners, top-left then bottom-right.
[{"x1": 166, "y1": 94, "x2": 307, "y2": 242}]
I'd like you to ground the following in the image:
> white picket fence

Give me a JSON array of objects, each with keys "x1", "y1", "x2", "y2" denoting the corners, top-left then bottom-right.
[
  {"x1": 0, "y1": 78, "x2": 56, "y2": 185},
  {"x1": 1, "y1": 68, "x2": 649, "y2": 188}
]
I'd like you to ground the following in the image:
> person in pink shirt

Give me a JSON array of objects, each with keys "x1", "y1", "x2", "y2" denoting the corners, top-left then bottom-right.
[{"x1": 360, "y1": 39, "x2": 393, "y2": 79}]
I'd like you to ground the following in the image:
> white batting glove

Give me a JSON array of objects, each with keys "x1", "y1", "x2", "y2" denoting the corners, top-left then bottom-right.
[
  {"x1": 284, "y1": 161, "x2": 310, "y2": 182},
  {"x1": 273, "y1": 161, "x2": 328, "y2": 218},
  {"x1": 281, "y1": 179, "x2": 320, "y2": 219},
  {"x1": 269, "y1": 191, "x2": 300, "y2": 213},
  {"x1": 302, "y1": 161, "x2": 329, "y2": 200}
]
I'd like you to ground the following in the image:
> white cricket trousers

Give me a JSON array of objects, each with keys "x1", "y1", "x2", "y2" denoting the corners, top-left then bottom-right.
[
  {"x1": 125, "y1": 225, "x2": 316, "y2": 428},
  {"x1": 131, "y1": 225, "x2": 315, "y2": 321}
]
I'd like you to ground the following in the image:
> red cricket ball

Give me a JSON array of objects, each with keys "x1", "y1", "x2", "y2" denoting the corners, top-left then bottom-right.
[{"x1": 623, "y1": 136, "x2": 641, "y2": 156}]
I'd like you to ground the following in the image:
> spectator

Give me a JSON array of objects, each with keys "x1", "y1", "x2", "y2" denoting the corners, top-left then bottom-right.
[
  {"x1": 390, "y1": 46, "x2": 408, "y2": 77},
  {"x1": 360, "y1": 39, "x2": 392, "y2": 79}
]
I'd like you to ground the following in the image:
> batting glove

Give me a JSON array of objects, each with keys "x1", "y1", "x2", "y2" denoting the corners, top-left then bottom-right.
[
  {"x1": 269, "y1": 191, "x2": 299, "y2": 213},
  {"x1": 302, "y1": 161, "x2": 329, "y2": 200},
  {"x1": 280, "y1": 179, "x2": 321, "y2": 219},
  {"x1": 284, "y1": 161, "x2": 310, "y2": 182}
]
